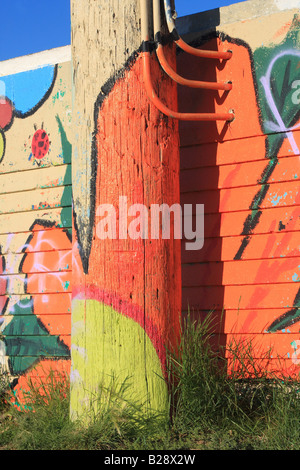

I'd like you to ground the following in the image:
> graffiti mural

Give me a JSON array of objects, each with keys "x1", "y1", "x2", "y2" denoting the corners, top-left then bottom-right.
[
  {"x1": 2, "y1": 1, "x2": 299, "y2": 414},
  {"x1": 179, "y1": 12, "x2": 300, "y2": 377},
  {"x1": 250, "y1": 29, "x2": 300, "y2": 334},
  {"x1": 0, "y1": 60, "x2": 72, "y2": 407}
]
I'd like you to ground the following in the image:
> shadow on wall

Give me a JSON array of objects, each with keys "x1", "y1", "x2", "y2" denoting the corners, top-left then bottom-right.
[
  {"x1": 178, "y1": 26, "x2": 227, "y2": 353},
  {"x1": 178, "y1": 13, "x2": 300, "y2": 375}
]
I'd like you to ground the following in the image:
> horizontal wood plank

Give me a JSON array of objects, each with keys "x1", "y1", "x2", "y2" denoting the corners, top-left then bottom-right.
[
  {"x1": 0, "y1": 164, "x2": 71, "y2": 195},
  {"x1": 2, "y1": 251, "x2": 71, "y2": 275},
  {"x1": 182, "y1": 308, "x2": 299, "y2": 334},
  {"x1": 0, "y1": 229, "x2": 72, "y2": 254},
  {"x1": 1, "y1": 272, "x2": 72, "y2": 295},
  {"x1": 182, "y1": 257, "x2": 300, "y2": 287},
  {"x1": 0, "y1": 207, "x2": 72, "y2": 234},
  {"x1": 178, "y1": 332, "x2": 300, "y2": 360},
  {"x1": 0, "y1": 155, "x2": 70, "y2": 176},
  {"x1": 0, "y1": 185, "x2": 71, "y2": 215},
  {"x1": 1, "y1": 314, "x2": 71, "y2": 336},
  {"x1": 0, "y1": 293, "x2": 71, "y2": 314},
  {"x1": 10, "y1": 358, "x2": 71, "y2": 380},
  {"x1": 181, "y1": 232, "x2": 300, "y2": 263},
  {"x1": 180, "y1": 132, "x2": 299, "y2": 169},
  {"x1": 181, "y1": 180, "x2": 299, "y2": 214},
  {"x1": 225, "y1": 333, "x2": 300, "y2": 360},
  {"x1": 200, "y1": 205, "x2": 300, "y2": 238},
  {"x1": 182, "y1": 282, "x2": 300, "y2": 310},
  {"x1": 180, "y1": 156, "x2": 299, "y2": 192}
]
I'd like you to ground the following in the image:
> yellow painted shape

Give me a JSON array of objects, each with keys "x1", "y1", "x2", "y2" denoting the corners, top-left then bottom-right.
[
  {"x1": 0, "y1": 185, "x2": 71, "y2": 215},
  {"x1": 70, "y1": 298, "x2": 168, "y2": 422},
  {"x1": 0, "y1": 207, "x2": 69, "y2": 235},
  {"x1": 0, "y1": 164, "x2": 71, "y2": 195}
]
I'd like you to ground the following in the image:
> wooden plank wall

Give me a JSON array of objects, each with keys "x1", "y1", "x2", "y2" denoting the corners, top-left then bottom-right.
[
  {"x1": 0, "y1": 60, "x2": 72, "y2": 404},
  {"x1": 178, "y1": 9, "x2": 300, "y2": 377}
]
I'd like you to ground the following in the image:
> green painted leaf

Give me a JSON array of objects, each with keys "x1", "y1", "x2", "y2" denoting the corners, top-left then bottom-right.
[
  {"x1": 253, "y1": 23, "x2": 300, "y2": 157},
  {"x1": 3, "y1": 299, "x2": 69, "y2": 375}
]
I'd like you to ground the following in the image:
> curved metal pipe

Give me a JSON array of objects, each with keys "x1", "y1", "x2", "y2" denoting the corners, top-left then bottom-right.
[
  {"x1": 142, "y1": 51, "x2": 234, "y2": 121},
  {"x1": 153, "y1": 0, "x2": 232, "y2": 91},
  {"x1": 156, "y1": 46, "x2": 232, "y2": 91},
  {"x1": 163, "y1": 0, "x2": 232, "y2": 60},
  {"x1": 140, "y1": 0, "x2": 235, "y2": 121}
]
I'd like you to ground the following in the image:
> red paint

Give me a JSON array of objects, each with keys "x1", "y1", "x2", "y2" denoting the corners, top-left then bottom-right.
[
  {"x1": 0, "y1": 97, "x2": 13, "y2": 129},
  {"x1": 31, "y1": 129, "x2": 50, "y2": 159}
]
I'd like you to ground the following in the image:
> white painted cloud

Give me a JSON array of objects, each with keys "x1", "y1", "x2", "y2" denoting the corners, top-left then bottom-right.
[{"x1": 274, "y1": 0, "x2": 300, "y2": 11}]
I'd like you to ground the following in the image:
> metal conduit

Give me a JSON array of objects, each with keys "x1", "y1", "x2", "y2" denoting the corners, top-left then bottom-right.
[
  {"x1": 140, "y1": 0, "x2": 235, "y2": 122},
  {"x1": 153, "y1": 0, "x2": 232, "y2": 91},
  {"x1": 163, "y1": 0, "x2": 232, "y2": 60}
]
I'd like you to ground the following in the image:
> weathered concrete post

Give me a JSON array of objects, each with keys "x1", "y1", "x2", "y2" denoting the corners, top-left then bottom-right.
[{"x1": 70, "y1": 0, "x2": 181, "y2": 419}]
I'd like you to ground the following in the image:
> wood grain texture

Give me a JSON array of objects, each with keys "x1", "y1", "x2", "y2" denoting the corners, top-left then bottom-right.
[
  {"x1": 71, "y1": 0, "x2": 181, "y2": 419},
  {"x1": 71, "y1": 0, "x2": 141, "y2": 268},
  {"x1": 0, "y1": 164, "x2": 71, "y2": 195}
]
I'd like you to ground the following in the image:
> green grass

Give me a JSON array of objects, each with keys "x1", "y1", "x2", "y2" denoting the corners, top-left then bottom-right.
[{"x1": 1, "y1": 313, "x2": 300, "y2": 450}]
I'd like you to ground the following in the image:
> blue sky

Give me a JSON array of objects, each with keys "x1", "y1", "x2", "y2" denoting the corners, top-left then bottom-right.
[
  {"x1": 0, "y1": 0, "x2": 247, "y2": 61},
  {"x1": 176, "y1": 0, "x2": 246, "y2": 16}
]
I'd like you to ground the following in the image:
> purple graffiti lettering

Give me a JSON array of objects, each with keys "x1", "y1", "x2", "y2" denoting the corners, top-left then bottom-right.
[{"x1": 260, "y1": 49, "x2": 300, "y2": 155}]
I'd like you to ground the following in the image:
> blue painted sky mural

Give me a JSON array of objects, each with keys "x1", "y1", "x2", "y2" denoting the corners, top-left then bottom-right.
[{"x1": 1, "y1": 66, "x2": 56, "y2": 115}]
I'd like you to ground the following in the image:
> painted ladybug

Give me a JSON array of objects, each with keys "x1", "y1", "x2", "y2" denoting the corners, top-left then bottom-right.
[{"x1": 31, "y1": 129, "x2": 50, "y2": 159}]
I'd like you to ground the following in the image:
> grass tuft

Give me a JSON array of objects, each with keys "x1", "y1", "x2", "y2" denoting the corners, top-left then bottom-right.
[{"x1": 1, "y1": 312, "x2": 300, "y2": 450}]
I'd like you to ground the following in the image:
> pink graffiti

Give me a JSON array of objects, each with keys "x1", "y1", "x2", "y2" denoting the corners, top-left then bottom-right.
[{"x1": 0, "y1": 226, "x2": 73, "y2": 313}]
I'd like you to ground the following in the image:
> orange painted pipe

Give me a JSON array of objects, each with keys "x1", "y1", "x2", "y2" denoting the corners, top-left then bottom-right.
[
  {"x1": 142, "y1": 50, "x2": 235, "y2": 121},
  {"x1": 163, "y1": 0, "x2": 232, "y2": 60},
  {"x1": 176, "y1": 38, "x2": 232, "y2": 61},
  {"x1": 141, "y1": 0, "x2": 234, "y2": 121},
  {"x1": 156, "y1": 43, "x2": 233, "y2": 91}
]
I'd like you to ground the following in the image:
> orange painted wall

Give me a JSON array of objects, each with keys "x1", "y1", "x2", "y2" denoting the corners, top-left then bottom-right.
[{"x1": 178, "y1": 15, "x2": 300, "y2": 377}]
